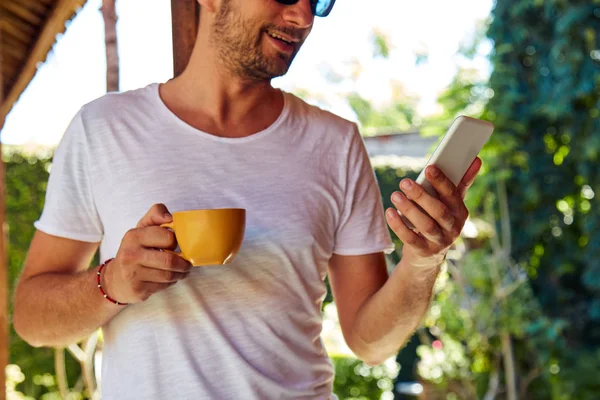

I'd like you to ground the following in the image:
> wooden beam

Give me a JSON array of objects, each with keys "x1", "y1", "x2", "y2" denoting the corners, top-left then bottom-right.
[
  {"x1": 0, "y1": 0, "x2": 86, "y2": 126},
  {"x1": 0, "y1": 145, "x2": 6, "y2": 400},
  {"x1": 0, "y1": 18, "x2": 33, "y2": 45},
  {"x1": 2, "y1": 2, "x2": 44, "y2": 27},
  {"x1": 171, "y1": 0, "x2": 200, "y2": 77},
  {"x1": 0, "y1": 21, "x2": 7, "y2": 400}
]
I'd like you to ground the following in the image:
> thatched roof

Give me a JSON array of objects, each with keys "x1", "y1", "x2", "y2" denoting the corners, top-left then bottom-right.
[{"x1": 0, "y1": 0, "x2": 87, "y2": 126}]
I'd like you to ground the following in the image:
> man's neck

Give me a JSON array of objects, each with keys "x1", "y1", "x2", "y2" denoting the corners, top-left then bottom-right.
[{"x1": 159, "y1": 37, "x2": 284, "y2": 139}]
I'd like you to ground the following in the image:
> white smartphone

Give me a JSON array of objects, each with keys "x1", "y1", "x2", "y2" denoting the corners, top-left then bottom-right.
[{"x1": 400, "y1": 115, "x2": 495, "y2": 229}]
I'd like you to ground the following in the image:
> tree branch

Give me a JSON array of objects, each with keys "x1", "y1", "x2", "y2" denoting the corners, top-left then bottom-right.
[
  {"x1": 519, "y1": 367, "x2": 541, "y2": 399},
  {"x1": 501, "y1": 332, "x2": 518, "y2": 400}
]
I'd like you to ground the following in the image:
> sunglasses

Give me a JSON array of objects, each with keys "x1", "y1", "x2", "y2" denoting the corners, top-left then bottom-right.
[{"x1": 275, "y1": 0, "x2": 336, "y2": 17}]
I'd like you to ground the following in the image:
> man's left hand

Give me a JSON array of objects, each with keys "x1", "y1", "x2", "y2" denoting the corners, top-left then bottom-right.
[{"x1": 385, "y1": 157, "x2": 483, "y2": 269}]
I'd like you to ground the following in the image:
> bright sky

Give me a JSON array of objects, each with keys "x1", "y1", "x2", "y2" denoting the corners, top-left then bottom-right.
[{"x1": 1, "y1": 0, "x2": 494, "y2": 146}]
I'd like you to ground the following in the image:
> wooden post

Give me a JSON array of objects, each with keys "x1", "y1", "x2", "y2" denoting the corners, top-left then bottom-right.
[
  {"x1": 171, "y1": 0, "x2": 200, "y2": 77},
  {"x1": 101, "y1": 0, "x2": 120, "y2": 92},
  {"x1": 0, "y1": 23, "x2": 7, "y2": 400},
  {"x1": 0, "y1": 152, "x2": 6, "y2": 400}
]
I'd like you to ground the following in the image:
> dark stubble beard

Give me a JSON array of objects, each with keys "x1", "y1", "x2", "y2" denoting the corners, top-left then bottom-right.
[{"x1": 211, "y1": 0, "x2": 301, "y2": 81}]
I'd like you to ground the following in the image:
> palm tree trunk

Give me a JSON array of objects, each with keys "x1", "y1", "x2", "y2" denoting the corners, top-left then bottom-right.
[{"x1": 101, "y1": 0, "x2": 120, "y2": 92}]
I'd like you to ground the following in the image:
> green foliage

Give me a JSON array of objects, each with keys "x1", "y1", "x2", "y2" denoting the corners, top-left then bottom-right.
[
  {"x1": 6, "y1": 363, "x2": 86, "y2": 400},
  {"x1": 371, "y1": 29, "x2": 391, "y2": 59},
  {"x1": 483, "y1": 0, "x2": 600, "y2": 350},
  {"x1": 431, "y1": 68, "x2": 492, "y2": 135},
  {"x1": 415, "y1": 0, "x2": 600, "y2": 397},
  {"x1": 347, "y1": 91, "x2": 418, "y2": 134},
  {"x1": 5, "y1": 151, "x2": 50, "y2": 293},
  {"x1": 4, "y1": 151, "x2": 83, "y2": 398},
  {"x1": 418, "y1": 233, "x2": 561, "y2": 398},
  {"x1": 321, "y1": 29, "x2": 420, "y2": 135},
  {"x1": 332, "y1": 356, "x2": 398, "y2": 400}
]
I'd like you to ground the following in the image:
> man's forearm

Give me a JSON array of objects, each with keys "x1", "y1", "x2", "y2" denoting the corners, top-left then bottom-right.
[
  {"x1": 13, "y1": 266, "x2": 122, "y2": 347},
  {"x1": 350, "y1": 258, "x2": 441, "y2": 364}
]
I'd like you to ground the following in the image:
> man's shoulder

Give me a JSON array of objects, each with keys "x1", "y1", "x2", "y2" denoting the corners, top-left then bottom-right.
[
  {"x1": 284, "y1": 91, "x2": 357, "y2": 133},
  {"x1": 78, "y1": 83, "x2": 158, "y2": 122}
]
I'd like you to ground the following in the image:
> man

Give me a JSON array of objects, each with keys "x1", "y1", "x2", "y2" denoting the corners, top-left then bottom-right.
[{"x1": 13, "y1": 0, "x2": 481, "y2": 398}]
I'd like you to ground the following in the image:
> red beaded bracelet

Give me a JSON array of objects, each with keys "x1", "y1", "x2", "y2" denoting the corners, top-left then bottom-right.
[{"x1": 97, "y1": 258, "x2": 128, "y2": 306}]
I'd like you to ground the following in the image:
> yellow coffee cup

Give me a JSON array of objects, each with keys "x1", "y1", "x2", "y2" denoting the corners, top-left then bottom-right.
[{"x1": 160, "y1": 208, "x2": 246, "y2": 266}]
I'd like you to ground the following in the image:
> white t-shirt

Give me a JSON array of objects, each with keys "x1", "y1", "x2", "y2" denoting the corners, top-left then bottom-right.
[{"x1": 35, "y1": 83, "x2": 395, "y2": 399}]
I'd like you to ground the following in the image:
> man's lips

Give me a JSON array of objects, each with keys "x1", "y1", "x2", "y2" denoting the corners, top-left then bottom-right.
[
  {"x1": 265, "y1": 31, "x2": 296, "y2": 53},
  {"x1": 266, "y1": 30, "x2": 299, "y2": 44}
]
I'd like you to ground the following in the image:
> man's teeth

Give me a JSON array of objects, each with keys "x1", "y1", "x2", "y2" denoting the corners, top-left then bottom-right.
[{"x1": 268, "y1": 32, "x2": 292, "y2": 44}]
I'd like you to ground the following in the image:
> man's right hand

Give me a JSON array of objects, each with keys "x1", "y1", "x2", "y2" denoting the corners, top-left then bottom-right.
[{"x1": 103, "y1": 203, "x2": 192, "y2": 304}]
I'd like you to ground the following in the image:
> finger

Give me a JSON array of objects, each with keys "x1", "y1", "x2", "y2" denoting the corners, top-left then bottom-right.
[
  {"x1": 424, "y1": 166, "x2": 467, "y2": 220},
  {"x1": 137, "y1": 203, "x2": 173, "y2": 228},
  {"x1": 127, "y1": 226, "x2": 178, "y2": 250},
  {"x1": 140, "y1": 248, "x2": 192, "y2": 273},
  {"x1": 457, "y1": 157, "x2": 482, "y2": 199},
  {"x1": 385, "y1": 207, "x2": 427, "y2": 248},
  {"x1": 391, "y1": 190, "x2": 444, "y2": 243},
  {"x1": 397, "y1": 179, "x2": 457, "y2": 233},
  {"x1": 135, "y1": 265, "x2": 190, "y2": 283}
]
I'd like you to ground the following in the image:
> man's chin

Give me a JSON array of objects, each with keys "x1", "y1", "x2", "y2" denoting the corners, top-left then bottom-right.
[
  {"x1": 259, "y1": 59, "x2": 293, "y2": 80},
  {"x1": 271, "y1": 54, "x2": 295, "y2": 76},
  {"x1": 239, "y1": 53, "x2": 294, "y2": 81},
  {"x1": 268, "y1": 66, "x2": 291, "y2": 79},
  {"x1": 241, "y1": 68, "x2": 287, "y2": 82}
]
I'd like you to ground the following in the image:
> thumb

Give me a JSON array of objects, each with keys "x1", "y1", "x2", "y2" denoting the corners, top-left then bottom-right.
[{"x1": 136, "y1": 203, "x2": 172, "y2": 228}]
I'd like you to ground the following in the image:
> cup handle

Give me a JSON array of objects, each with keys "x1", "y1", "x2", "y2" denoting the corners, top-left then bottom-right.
[
  {"x1": 160, "y1": 222, "x2": 174, "y2": 230},
  {"x1": 159, "y1": 222, "x2": 188, "y2": 261}
]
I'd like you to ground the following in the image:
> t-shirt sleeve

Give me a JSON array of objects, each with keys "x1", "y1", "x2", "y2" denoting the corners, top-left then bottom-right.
[
  {"x1": 333, "y1": 124, "x2": 396, "y2": 256},
  {"x1": 34, "y1": 109, "x2": 104, "y2": 242}
]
